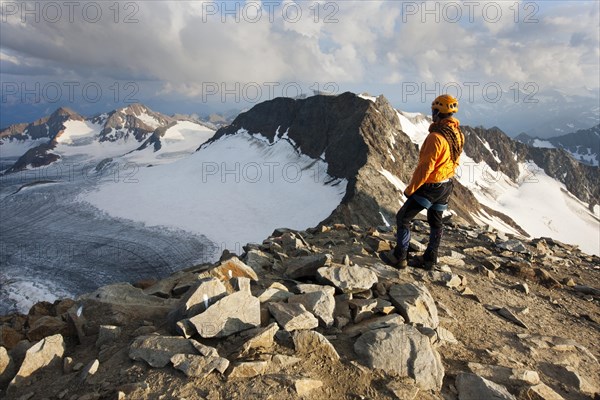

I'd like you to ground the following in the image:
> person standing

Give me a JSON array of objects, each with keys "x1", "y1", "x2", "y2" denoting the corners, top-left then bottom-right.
[{"x1": 384, "y1": 94, "x2": 464, "y2": 269}]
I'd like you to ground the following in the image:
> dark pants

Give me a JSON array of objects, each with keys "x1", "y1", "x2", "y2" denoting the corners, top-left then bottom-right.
[{"x1": 395, "y1": 180, "x2": 454, "y2": 258}]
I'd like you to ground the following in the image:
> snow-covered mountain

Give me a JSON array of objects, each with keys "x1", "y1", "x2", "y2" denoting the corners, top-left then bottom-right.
[
  {"x1": 516, "y1": 124, "x2": 600, "y2": 167},
  {"x1": 0, "y1": 104, "x2": 216, "y2": 173}
]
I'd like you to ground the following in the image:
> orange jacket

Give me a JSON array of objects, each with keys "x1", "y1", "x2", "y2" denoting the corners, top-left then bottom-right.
[{"x1": 404, "y1": 117, "x2": 463, "y2": 197}]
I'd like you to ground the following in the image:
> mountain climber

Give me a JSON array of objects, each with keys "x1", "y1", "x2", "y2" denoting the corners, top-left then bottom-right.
[{"x1": 383, "y1": 94, "x2": 464, "y2": 270}]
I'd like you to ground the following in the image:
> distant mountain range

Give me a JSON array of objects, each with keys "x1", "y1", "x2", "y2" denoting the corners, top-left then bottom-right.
[{"x1": 516, "y1": 124, "x2": 600, "y2": 166}]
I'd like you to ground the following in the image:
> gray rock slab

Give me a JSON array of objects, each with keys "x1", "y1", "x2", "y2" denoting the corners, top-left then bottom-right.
[{"x1": 354, "y1": 324, "x2": 444, "y2": 391}]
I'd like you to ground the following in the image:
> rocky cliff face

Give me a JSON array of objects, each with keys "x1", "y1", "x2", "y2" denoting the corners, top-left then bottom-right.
[
  {"x1": 464, "y1": 126, "x2": 599, "y2": 211},
  {"x1": 209, "y1": 92, "x2": 510, "y2": 228}
]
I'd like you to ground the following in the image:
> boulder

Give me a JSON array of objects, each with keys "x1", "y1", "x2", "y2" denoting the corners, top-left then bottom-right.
[
  {"x1": 244, "y1": 249, "x2": 273, "y2": 273},
  {"x1": 294, "y1": 284, "x2": 336, "y2": 297},
  {"x1": 0, "y1": 326, "x2": 24, "y2": 350},
  {"x1": 78, "y1": 283, "x2": 178, "y2": 327},
  {"x1": 185, "y1": 291, "x2": 261, "y2": 338},
  {"x1": 354, "y1": 324, "x2": 444, "y2": 391},
  {"x1": 129, "y1": 336, "x2": 197, "y2": 368},
  {"x1": 285, "y1": 254, "x2": 332, "y2": 279},
  {"x1": 455, "y1": 373, "x2": 517, "y2": 400},
  {"x1": 202, "y1": 257, "x2": 259, "y2": 282},
  {"x1": 257, "y1": 288, "x2": 294, "y2": 303},
  {"x1": 170, "y1": 353, "x2": 229, "y2": 378},
  {"x1": 293, "y1": 330, "x2": 339, "y2": 360},
  {"x1": 10, "y1": 334, "x2": 65, "y2": 387},
  {"x1": 26, "y1": 316, "x2": 70, "y2": 341},
  {"x1": 288, "y1": 290, "x2": 335, "y2": 327},
  {"x1": 237, "y1": 323, "x2": 279, "y2": 355},
  {"x1": 316, "y1": 265, "x2": 378, "y2": 294},
  {"x1": 349, "y1": 299, "x2": 378, "y2": 323},
  {"x1": 389, "y1": 283, "x2": 439, "y2": 329},
  {"x1": 268, "y1": 303, "x2": 319, "y2": 332},
  {"x1": 180, "y1": 278, "x2": 228, "y2": 318},
  {"x1": 96, "y1": 325, "x2": 122, "y2": 348},
  {"x1": 0, "y1": 346, "x2": 16, "y2": 387}
]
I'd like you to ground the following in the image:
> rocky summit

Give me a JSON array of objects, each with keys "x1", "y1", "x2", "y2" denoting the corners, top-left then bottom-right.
[{"x1": 1, "y1": 220, "x2": 598, "y2": 400}]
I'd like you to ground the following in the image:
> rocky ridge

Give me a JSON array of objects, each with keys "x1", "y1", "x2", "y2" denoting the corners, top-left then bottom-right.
[{"x1": 1, "y1": 220, "x2": 598, "y2": 400}]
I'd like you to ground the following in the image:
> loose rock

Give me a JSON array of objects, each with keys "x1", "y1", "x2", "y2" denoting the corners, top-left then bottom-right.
[
  {"x1": 185, "y1": 291, "x2": 261, "y2": 338},
  {"x1": 389, "y1": 282, "x2": 439, "y2": 329},
  {"x1": 455, "y1": 372, "x2": 517, "y2": 400},
  {"x1": 268, "y1": 303, "x2": 319, "y2": 332},
  {"x1": 317, "y1": 264, "x2": 378, "y2": 294},
  {"x1": 354, "y1": 324, "x2": 444, "y2": 391}
]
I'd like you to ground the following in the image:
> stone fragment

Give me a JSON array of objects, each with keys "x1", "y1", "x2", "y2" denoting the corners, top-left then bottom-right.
[
  {"x1": 257, "y1": 288, "x2": 293, "y2": 303},
  {"x1": 244, "y1": 249, "x2": 273, "y2": 273},
  {"x1": 238, "y1": 323, "x2": 279, "y2": 355},
  {"x1": 268, "y1": 303, "x2": 318, "y2": 332},
  {"x1": 526, "y1": 383, "x2": 566, "y2": 400},
  {"x1": 10, "y1": 334, "x2": 65, "y2": 387},
  {"x1": 202, "y1": 256, "x2": 259, "y2": 282},
  {"x1": 317, "y1": 265, "x2": 378, "y2": 294},
  {"x1": 497, "y1": 239, "x2": 529, "y2": 253},
  {"x1": 389, "y1": 283, "x2": 439, "y2": 329},
  {"x1": 455, "y1": 373, "x2": 516, "y2": 400},
  {"x1": 512, "y1": 283, "x2": 530, "y2": 295},
  {"x1": 272, "y1": 354, "x2": 301, "y2": 367},
  {"x1": 343, "y1": 314, "x2": 405, "y2": 338},
  {"x1": 285, "y1": 254, "x2": 332, "y2": 279},
  {"x1": 96, "y1": 325, "x2": 122, "y2": 348},
  {"x1": 349, "y1": 299, "x2": 378, "y2": 323},
  {"x1": 467, "y1": 362, "x2": 540, "y2": 386},
  {"x1": 293, "y1": 330, "x2": 339, "y2": 360},
  {"x1": 288, "y1": 290, "x2": 335, "y2": 327},
  {"x1": 354, "y1": 324, "x2": 444, "y2": 391},
  {"x1": 27, "y1": 316, "x2": 70, "y2": 342},
  {"x1": 189, "y1": 340, "x2": 219, "y2": 357},
  {"x1": 228, "y1": 361, "x2": 269, "y2": 378},
  {"x1": 186, "y1": 291, "x2": 261, "y2": 338},
  {"x1": 128, "y1": 336, "x2": 196, "y2": 368},
  {"x1": 0, "y1": 326, "x2": 24, "y2": 350},
  {"x1": 294, "y1": 378, "x2": 323, "y2": 396},
  {"x1": 365, "y1": 236, "x2": 391, "y2": 252},
  {"x1": 170, "y1": 353, "x2": 229, "y2": 378},
  {"x1": 79, "y1": 359, "x2": 99, "y2": 382},
  {"x1": 294, "y1": 284, "x2": 336, "y2": 297},
  {"x1": 0, "y1": 346, "x2": 16, "y2": 386}
]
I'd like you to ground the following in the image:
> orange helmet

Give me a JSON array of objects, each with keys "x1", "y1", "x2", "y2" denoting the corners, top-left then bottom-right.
[{"x1": 432, "y1": 94, "x2": 459, "y2": 114}]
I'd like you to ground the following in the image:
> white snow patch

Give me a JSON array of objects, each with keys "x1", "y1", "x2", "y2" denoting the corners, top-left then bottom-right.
[
  {"x1": 458, "y1": 156, "x2": 600, "y2": 255},
  {"x1": 358, "y1": 94, "x2": 378, "y2": 102},
  {"x1": 0, "y1": 138, "x2": 49, "y2": 158},
  {"x1": 396, "y1": 110, "x2": 430, "y2": 146},
  {"x1": 379, "y1": 212, "x2": 391, "y2": 227},
  {"x1": 137, "y1": 112, "x2": 161, "y2": 129},
  {"x1": 379, "y1": 168, "x2": 406, "y2": 192},
  {"x1": 532, "y1": 139, "x2": 555, "y2": 149},
  {"x1": 125, "y1": 121, "x2": 215, "y2": 165},
  {"x1": 81, "y1": 132, "x2": 347, "y2": 254},
  {"x1": 55, "y1": 120, "x2": 98, "y2": 144}
]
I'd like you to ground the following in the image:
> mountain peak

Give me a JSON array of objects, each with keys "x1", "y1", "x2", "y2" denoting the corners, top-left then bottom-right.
[{"x1": 50, "y1": 106, "x2": 83, "y2": 121}]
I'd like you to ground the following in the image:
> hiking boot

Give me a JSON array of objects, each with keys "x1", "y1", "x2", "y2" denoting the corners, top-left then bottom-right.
[
  {"x1": 422, "y1": 249, "x2": 437, "y2": 270},
  {"x1": 380, "y1": 248, "x2": 408, "y2": 269}
]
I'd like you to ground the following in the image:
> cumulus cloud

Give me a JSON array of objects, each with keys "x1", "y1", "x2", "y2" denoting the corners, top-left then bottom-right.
[{"x1": 0, "y1": 0, "x2": 597, "y2": 101}]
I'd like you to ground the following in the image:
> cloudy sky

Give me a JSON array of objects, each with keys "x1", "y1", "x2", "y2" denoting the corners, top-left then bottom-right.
[{"x1": 1, "y1": 0, "x2": 599, "y2": 135}]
